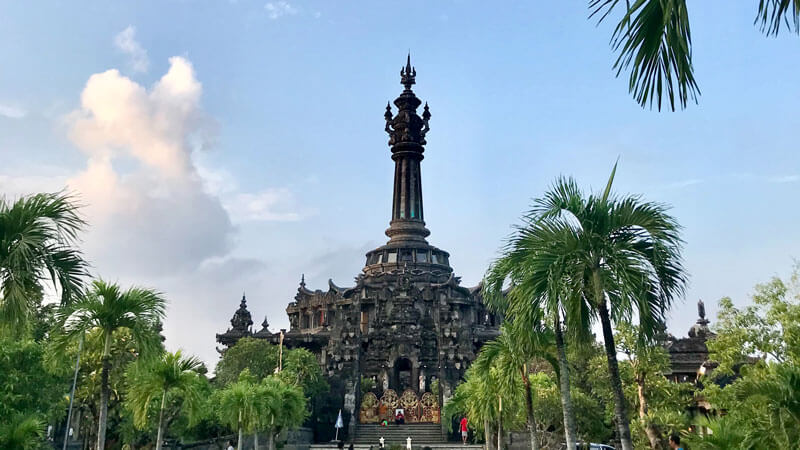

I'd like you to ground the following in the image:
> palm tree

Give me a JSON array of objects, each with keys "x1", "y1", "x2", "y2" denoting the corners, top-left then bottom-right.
[
  {"x1": 125, "y1": 350, "x2": 206, "y2": 450},
  {"x1": 589, "y1": 0, "x2": 800, "y2": 111},
  {"x1": 448, "y1": 355, "x2": 525, "y2": 450},
  {"x1": 0, "y1": 413, "x2": 44, "y2": 450},
  {"x1": 685, "y1": 415, "x2": 750, "y2": 450},
  {"x1": 256, "y1": 376, "x2": 307, "y2": 450},
  {"x1": 510, "y1": 164, "x2": 686, "y2": 450},
  {"x1": 56, "y1": 280, "x2": 166, "y2": 450},
  {"x1": 484, "y1": 225, "x2": 594, "y2": 450},
  {"x1": 471, "y1": 322, "x2": 558, "y2": 450},
  {"x1": 0, "y1": 192, "x2": 87, "y2": 333},
  {"x1": 735, "y1": 363, "x2": 800, "y2": 447},
  {"x1": 215, "y1": 370, "x2": 261, "y2": 450}
]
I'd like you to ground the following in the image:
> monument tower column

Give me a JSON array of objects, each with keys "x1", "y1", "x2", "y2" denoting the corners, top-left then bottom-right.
[{"x1": 385, "y1": 54, "x2": 432, "y2": 245}]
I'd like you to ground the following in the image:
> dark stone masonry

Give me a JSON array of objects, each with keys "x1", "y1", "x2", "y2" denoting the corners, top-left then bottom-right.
[{"x1": 216, "y1": 57, "x2": 500, "y2": 441}]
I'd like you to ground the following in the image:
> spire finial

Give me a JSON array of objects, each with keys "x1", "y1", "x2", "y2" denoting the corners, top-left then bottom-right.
[
  {"x1": 401, "y1": 53, "x2": 416, "y2": 90},
  {"x1": 241, "y1": 291, "x2": 246, "y2": 305},
  {"x1": 300, "y1": 273, "x2": 306, "y2": 288}
]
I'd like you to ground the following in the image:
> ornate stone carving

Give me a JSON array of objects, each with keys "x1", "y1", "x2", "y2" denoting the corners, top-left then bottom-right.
[{"x1": 215, "y1": 58, "x2": 501, "y2": 435}]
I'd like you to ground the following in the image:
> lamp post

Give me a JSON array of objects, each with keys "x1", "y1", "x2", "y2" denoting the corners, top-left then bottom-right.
[{"x1": 63, "y1": 334, "x2": 84, "y2": 450}]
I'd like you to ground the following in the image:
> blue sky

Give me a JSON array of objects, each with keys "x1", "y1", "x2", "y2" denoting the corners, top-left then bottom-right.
[{"x1": 1, "y1": 1, "x2": 798, "y2": 366}]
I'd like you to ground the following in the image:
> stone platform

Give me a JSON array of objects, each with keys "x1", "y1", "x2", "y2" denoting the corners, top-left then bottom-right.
[
  {"x1": 311, "y1": 445, "x2": 483, "y2": 450},
  {"x1": 353, "y1": 423, "x2": 445, "y2": 444}
]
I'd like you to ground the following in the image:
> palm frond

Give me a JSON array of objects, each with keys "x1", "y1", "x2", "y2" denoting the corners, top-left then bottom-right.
[
  {"x1": 592, "y1": 0, "x2": 699, "y2": 111},
  {"x1": 756, "y1": 0, "x2": 800, "y2": 35},
  {"x1": 0, "y1": 413, "x2": 45, "y2": 450},
  {"x1": 0, "y1": 192, "x2": 88, "y2": 331}
]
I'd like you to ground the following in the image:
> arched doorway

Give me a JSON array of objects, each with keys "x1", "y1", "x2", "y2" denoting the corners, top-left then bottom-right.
[{"x1": 393, "y1": 358, "x2": 413, "y2": 392}]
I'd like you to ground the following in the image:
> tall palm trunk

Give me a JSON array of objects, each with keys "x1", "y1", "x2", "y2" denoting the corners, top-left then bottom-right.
[
  {"x1": 254, "y1": 431, "x2": 259, "y2": 450},
  {"x1": 520, "y1": 365, "x2": 540, "y2": 450},
  {"x1": 484, "y1": 419, "x2": 491, "y2": 450},
  {"x1": 553, "y1": 313, "x2": 577, "y2": 450},
  {"x1": 97, "y1": 356, "x2": 110, "y2": 450},
  {"x1": 155, "y1": 389, "x2": 167, "y2": 450},
  {"x1": 238, "y1": 410, "x2": 243, "y2": 450},
  {"x1": 637, "y1": 377, "x2": 662, "y2": 450},
  {"x1": 593, "y1": 271, "x2": 633, "y2": 450},
  {"x1": 97, "y1": 332, "x2": 113, "y2": 450},
  {"x1": 267, "y1": 416, "x2": 275, "y2": 450},
  {"x1": 497, "y1": 400, "x2": 502, "y2": 450}
]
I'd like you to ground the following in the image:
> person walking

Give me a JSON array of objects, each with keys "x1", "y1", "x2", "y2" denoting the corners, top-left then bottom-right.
[
  {"x1": 459, "y1": 417, "x2": 468, "y2": 444},
  {"x1": 668, "y1": 434, "x2": 684, "y2": 450}
]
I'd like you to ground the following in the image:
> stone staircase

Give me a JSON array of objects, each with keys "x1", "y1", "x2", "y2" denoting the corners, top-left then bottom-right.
[{"x1": 353, "y1": 423, "x2": 446, "y2": 445}]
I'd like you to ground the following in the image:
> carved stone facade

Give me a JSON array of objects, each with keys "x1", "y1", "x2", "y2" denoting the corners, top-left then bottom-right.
[
  {"x1": 664, "y1": 299, "x2": 715, "y2": 383},
  {"x1": 216, "y1": 57, "x2": 500, "y2": 440}
]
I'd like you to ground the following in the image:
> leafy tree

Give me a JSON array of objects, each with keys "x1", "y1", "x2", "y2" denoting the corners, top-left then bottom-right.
[
  {"x1": 0, "y1": 335, "x2": 70, "y2": 424},
  {"x1": 484, "y1": 224, "x2": 593, "y2": 449},
  {"x1": 0, "y1": 191, "x2": 88, "y2": 333},
  {"x1": 692, "y1": 267, "x2": 800, "y2": 449},
  {"x1": 0, "y1": 413, "x2": 45, "y2": 450},
  {"x1": 125, "y1": 350, "x2": 206, "y2": 450},
  {"x1": 499, "y1": 165, "x2": 686, "y2": 450},
  {"x1": 709, "y1": 268, "x2": 800, "y2": 373},
  {"x1": 255, "y1": 375, "x2": 307, "y2": 450},
  {"x1": 66, "y1": 327, "x2": 150, "y2": 447},
  {"x1": 215, "y1": 337, "x2": 328, "y2": 401},
  {"x1": 56, "y1": 280, "x2": 166, "y2": 450},
  {"x1": 279, "y1": 346, "x2": 328, "y2": 398},
  {"x1": 471, "y1": 322, "x2": 558, "y2": 450},
  {"x1": 215, "y1": 337, "x2": 279, "y2": 386},
  {"x1": 445, "y1": 360, "x2": 525, "y2": 450},
  {"x1": 734, "y1": 363, "x2": 800, "y2": 447},
  {"x1": 615, "y1": 324, "x2": 693, "y2": 449},
  {"x1": 213, "y1": 370, "x2": 264, "y2": 450},
  {"x1": 684, "y1": 415, "x2": 750, "y2": 450},
  {"x1": 590, "y1": 0, "x2": 800, "y2": 110}
]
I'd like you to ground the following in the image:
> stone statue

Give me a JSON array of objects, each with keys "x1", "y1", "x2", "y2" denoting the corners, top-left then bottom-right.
[
  {"x1": 382, "y1": 371, "x2": 389, "y2": 391},
  {"x1": 344, "y1": 380, "x2": 356, "y2": 411},
  {"x1": 344, "y1": 390, "x2": 356, "y2": 412},
  {"x1": 419, "y1": 374, "x2": 425, "y2": 392}
]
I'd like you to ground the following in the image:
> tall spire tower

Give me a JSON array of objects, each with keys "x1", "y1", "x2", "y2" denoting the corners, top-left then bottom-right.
[
  {"x1": 384, "y1": 54, "x2": 432, "y2": 244},
  {"x1": 362, "y1": 55, "x2": 451, "y2": 276}
]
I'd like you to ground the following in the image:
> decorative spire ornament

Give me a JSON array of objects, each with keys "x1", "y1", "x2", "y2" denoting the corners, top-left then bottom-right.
[{"x1": 383, "y1": 54, "x2": 432, "y2": 244}]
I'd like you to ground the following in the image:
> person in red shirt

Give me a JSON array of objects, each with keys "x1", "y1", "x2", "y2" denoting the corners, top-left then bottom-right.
[{"x1": 459, "y1": 417, "x2": 468, "y2": 444}]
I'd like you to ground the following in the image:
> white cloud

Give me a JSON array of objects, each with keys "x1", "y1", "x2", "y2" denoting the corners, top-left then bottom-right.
[
  {"x1": 0, "y1": 104, "x2": 26, "y2": 119},
  {"x1": 114, "y1": 26, "x2": 149, "y2": 73},
  {"x1": 196, "y1": 164, "x2": 307, "y2": 222},
  {"x1": 65, "y1": 56, "x2": 233, "y2": 276},
  {"x1": 43, "y1": 55, "x2": 314, "y2": 366},
  {"x1": 265, "y1": 1, "x2": 298, "y2": 19},
  {"x1": 226, "y1": 188, "x2": 301, "y2": 222}
]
